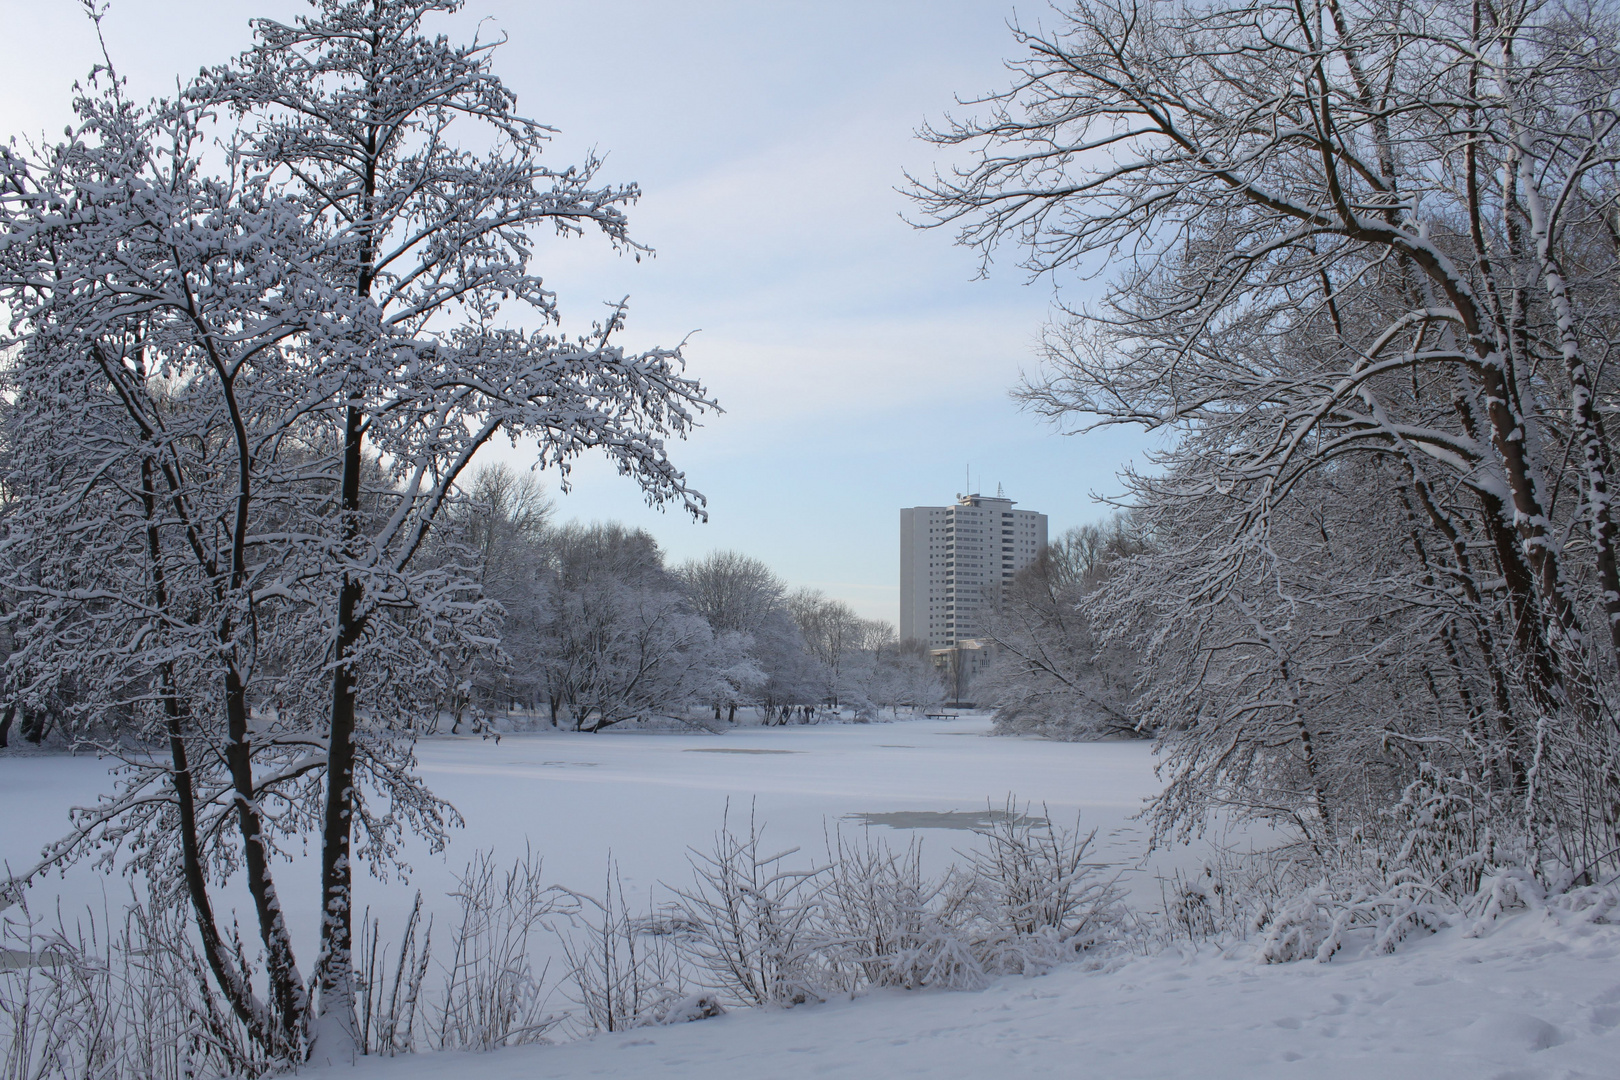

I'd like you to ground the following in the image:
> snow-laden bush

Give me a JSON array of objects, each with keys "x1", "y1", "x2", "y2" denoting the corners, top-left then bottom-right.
[
  {"x1": 955, "y1": 802, "x2": 1128, "y2": 973},
  {"x1": 668, "y1": 804, "x2": 831, "y2": 1007},
  {"x1": 3, "y1": 849, "x2": 580, "y2": 1080},
  {"x1": 432, "y1": 848, "x2": 571, "y2": 1050},
  {"x1": 658, "y1": 800, "x2": 1128, "y2": 1008},
  {"x1": 561, "y1": 864, "x2": 695, "y2": 1031},
  {"x1": 1161, "y1": 844, "x2": 1476, "y2": 964},
  {"x1": 817, "y1": 831, "x2": 984, "y2": 992},
  {"x1": 1241, "y1": 769, "x2": 1550, "y2": 963},
  {"x1": 1254, "y1": 866, "x2": 1472, "y2": 964},
  {"x1": 2, "y1": 894, "x2": 270, "y2": 1080},
  {"x1": 355, "y1": 894, "x2": 433, "y2": 1056},
  {"x1": 1141, "y1": 766, "x2": 1570, "y2": 964},
  {"x1": 1152, "y1": 849, "x2": 1316, "y2": 949},
  {"x1": 354, "y1": 849, "x2": 576, "y2": 1052}
]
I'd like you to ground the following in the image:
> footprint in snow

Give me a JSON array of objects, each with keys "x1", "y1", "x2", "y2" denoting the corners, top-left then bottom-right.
[{"x1": 1587, "y1": 1004, "x2": 1620, "y2": 1033}]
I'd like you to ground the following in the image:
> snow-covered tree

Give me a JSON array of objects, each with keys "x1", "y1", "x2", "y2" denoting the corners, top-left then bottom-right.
[
  {"x1": 0, "y1": 0, "x2": 712, "y2": 1063},
  {"x1": 912, "y1": 0, "x2": 1620, "y2": 877},
  {"x1": 529, "y1": 525, "x2": 756, "y2": 730},
  {"x1": 863, "y1": 638, "x2": 948, "y2": 719},
  {"x1": 782, "y1": 589, "x2": 924, "y2": 718},
  {"x1": 675, "y1": 550, "x2": 839, "y2": 722},
  {"x1": 439, "y1": 463, "x2": 553, "y2": 723},
  {"x1": 978, "y1": 518, "x2": 1145, "y2": 741},
  {"x1": 676, "y1": 551, "x2": 787, "y2": 637}
]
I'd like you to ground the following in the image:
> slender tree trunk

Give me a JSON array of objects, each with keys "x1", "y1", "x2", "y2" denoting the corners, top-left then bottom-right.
[
  {"x1": 164, "y1": 675, "x2": 280, "y2": 1048},
  {"x1": 315, "y1": 79, "x2": 382, "y2": 1058},
  {"x1": 141, "y1": 455, "x2": 277, "y2": 1048},
  {"x1": 203, "y1": 356, "x2": 311, "y2": 1049},
  {"x1": 316, "y1": 401, "x2": 366, "y2": 1060}
]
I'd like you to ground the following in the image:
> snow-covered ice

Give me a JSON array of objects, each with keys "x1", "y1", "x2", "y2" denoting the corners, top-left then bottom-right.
[{"x1": 2, "y1": 714, "x2": 1180, "y2": 952}]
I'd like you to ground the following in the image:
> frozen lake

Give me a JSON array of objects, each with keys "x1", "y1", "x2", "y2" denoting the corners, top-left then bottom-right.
[{"x1": 1, "y1": 716, "x2": 1202, "y2": 966}]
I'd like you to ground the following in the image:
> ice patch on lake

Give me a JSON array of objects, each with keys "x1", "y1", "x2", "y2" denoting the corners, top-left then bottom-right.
[
  {"x1": 845, "y1": 808, "x2": 1049, "y2": 831},
  {"x1": 682, "y1": 748, "x2": 802, "y2": 755}
]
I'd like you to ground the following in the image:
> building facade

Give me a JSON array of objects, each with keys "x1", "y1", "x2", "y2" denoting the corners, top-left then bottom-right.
[
  {"x1": 930, "y1": 638, "x2": 996, "y2": 705},
  {"x1": 899, "y1": 492, "x2": 1048, "y2": 649}
]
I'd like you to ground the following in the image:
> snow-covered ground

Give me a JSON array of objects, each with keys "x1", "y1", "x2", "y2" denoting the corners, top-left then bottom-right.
[
  {"x1": 309, "y1": 904, "x2": 1620, "y2": 1080},
  {"x1": 8, "y1": 715, "x2": 1611, "y2": 1078}
]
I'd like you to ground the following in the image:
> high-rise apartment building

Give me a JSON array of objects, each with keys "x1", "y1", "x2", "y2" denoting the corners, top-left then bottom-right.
[{"x1": 899, "y1": 493, "x2": 1048, "y2": 648}]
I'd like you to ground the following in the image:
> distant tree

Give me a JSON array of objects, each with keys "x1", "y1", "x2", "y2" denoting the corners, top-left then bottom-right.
[
  {"x1": 677, "y1": 551, "x2": 815, "y2": 721},
  {"x1": 677, "y1": 551, "x2": 786, "y2": 636},
  {"x1": 978, "y1": 518, "x2": 1146, "y2": 740},
  {"x1": 864, "y1": 638, "x2": 947, "y2": 719},
  {"x1": 753, "y1": 610, "x2": 824, "y2": 721},
  {"x1": 462, "y1": 464, "x2": 554, "y2": 588},
  {"x1": 532, "y1": 526, "x2": 756, "y2": 730},
  {"x1": 784, "y1": 589, "x2": 905, "y2": 717},
  {"x1": 440, "y1": 463, "x2": 553, "y2": 725}
]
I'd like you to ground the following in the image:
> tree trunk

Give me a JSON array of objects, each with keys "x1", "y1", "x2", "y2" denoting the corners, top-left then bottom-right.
[{"x1": 315, "y1": 401, "x2": 365, "y2": 1063}]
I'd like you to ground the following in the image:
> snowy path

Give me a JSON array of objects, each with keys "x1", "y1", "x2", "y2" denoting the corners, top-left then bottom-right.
[{"x1": 314, "y1": 908, "x2": 1620, "y2": 1080}]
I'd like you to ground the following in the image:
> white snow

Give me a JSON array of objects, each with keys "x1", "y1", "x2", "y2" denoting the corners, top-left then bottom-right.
[
  {"x1": 6, "y1": 715, "x2": 1610, "y2": 1078},
  {"x1": 297, "y1": 903, "x2": 1620, "y2": 1080},
  {"x1": 2, "y1": 715, "x2": 1181, "y2": 952}
]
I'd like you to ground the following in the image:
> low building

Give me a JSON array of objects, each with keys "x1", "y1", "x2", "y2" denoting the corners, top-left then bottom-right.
[{"x1": 930, "y1": 638, "x2": 997, "y2": 705}]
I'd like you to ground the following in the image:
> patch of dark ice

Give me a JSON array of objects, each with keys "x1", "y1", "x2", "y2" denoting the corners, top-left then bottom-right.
[
  {"x1": 681, "y1": 748, "x2": 803, "y2": 755},
  {"x1": 843, "y1": 809, "x2": 1050, "y2": 831}
]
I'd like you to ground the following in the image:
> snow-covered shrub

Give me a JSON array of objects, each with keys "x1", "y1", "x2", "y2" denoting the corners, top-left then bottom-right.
[
  {"x1": 1387, "y1": 766, "x2": 1503, "y2": 898},
  {"x1": 1147, "y1": 848, "x2": 1317, "y2": 949},
  {"x1": 562, "y1": 864, "x2": 692, "y2": 1032},
  {"x1": 1253, "y1": 883, "x2": 1338, "y2": 963},
  {"x1": 1, "y1": 894, "x2": 268, "y2": 1080},
  {"x1": 1243, "y1": 771, "x2": 1530, "y2": 965},
  {"x1": 818, "y1": 830, "x2": 984, "y2": 992},
  {"x1": 957, "y1": 802, "x2": 1127, "y2": 973},
  {"x1": 661, "y1": 803, "x2": 1127, "y2": 1000},
  {"x1": 1161, "y1": 867, "x2": 1220, "y2": 943},
  {"x1": 1465, "y1": 866, "x2": 1620, "y2": 938},
  {"x1": 433, "y1": 848, "x2": 571, "y2": 1050},
  {"x1": 1255, "y1": 866, "x2": 1462, "y2": 963},
  {"x1": 355, "y1": 894, "x2": 433, "y2": 1056},
  {"x1": 669, "y1": 804, "x2": 830, "y2": 1007}
]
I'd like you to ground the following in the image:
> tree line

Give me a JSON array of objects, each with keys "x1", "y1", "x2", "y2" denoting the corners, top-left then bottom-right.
[{"x1": 440, "y1": 464, "x2": 945, "y2": 732}]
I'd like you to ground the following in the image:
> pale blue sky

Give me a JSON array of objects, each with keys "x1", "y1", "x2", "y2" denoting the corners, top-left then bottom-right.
[{"x1": 0, "y1": 0, "x2": 1150, "y2": 624}]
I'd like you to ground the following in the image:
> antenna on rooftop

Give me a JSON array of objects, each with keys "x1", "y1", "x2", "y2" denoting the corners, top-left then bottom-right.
[{"x1": 997, "y1": 482, "x2": 1005, "y2": 498}]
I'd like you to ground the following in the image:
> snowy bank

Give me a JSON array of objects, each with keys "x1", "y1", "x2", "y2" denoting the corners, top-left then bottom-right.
[{"x1": 308, "y1": 902, "x2": 1620, "y2": 1080}]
